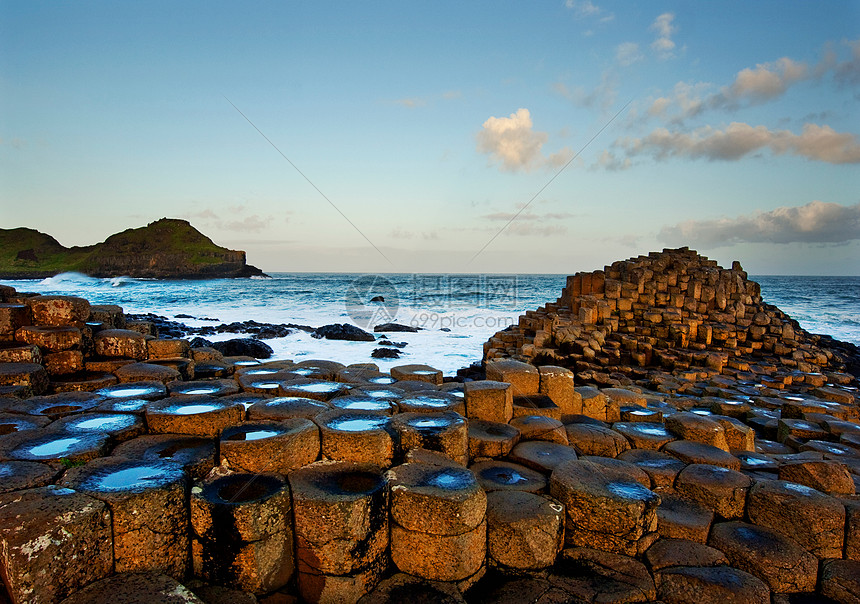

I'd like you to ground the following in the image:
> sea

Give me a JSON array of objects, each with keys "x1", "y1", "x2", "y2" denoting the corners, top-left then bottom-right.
[{"x1": 1, "y1": 273, "x2": 858, "y2": 375}]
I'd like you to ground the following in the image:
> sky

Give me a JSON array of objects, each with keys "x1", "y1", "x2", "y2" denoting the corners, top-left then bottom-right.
[{"x1": 1, "y1": 1, "x2": 859, "y2": 275}]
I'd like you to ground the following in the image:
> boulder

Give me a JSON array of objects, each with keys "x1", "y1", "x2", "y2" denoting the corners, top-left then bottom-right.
[
  {"x1": 211, "y1": 338, "x2": 274, "y2": 359},
  {"x1": 313, "y1": 323, "x2": 376, "y2": 342}
]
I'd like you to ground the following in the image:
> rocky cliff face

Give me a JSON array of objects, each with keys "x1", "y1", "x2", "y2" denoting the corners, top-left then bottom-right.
[{"x1": 0, "y1": 218, "x2": 267, "y2": 279}]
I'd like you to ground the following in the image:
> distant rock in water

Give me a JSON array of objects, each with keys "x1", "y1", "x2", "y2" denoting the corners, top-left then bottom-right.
[
  {"x1": 0, "y1": 218, "x2": 267, "y2": 279},
  {"x1": 372, "y1": 347, "x2": 401, "y2": 359},
  {"x1": 312, "y1": 323, "x2": 376, "y2": 342},
  {"x1": 210, "y1": 338, "x2": 274, "y2": 359},
  {"x1": 374, "y1": 323, "x2": 421, "y2": 333}
]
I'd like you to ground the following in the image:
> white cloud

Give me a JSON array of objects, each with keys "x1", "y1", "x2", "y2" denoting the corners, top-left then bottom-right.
[
  {"x1": 565, "y1": 0, "x2": 606, "y2": 19},
  {"x1": 394, "y1": 97, "x2": 426, "y2": 108},
  {"x1": 554, "y1": 70, "x2": 618, "y2": 111},
  {"x1": 616, "y1": 42, "x2": 643, "y2": 67},
  {"x1": 476, "y1": 108, "x2": 572, "y2": 172},
  {"x1": 717, "y1": 57, "x2": 810, "y2": 106},
  {"x1": 659, "y1": 201, "x2": 860, "y2": 247},
  {"x1": 650, "y1": 13, "x2": 676, "y2": 59},
  {"x1": 835, "y1": 38, "x2": 860, "y2": 87},
  {"x1": 616, "y1": 122, "x2": 860, "y2": 165}
]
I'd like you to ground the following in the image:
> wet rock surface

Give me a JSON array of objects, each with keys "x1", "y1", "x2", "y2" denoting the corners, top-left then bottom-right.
[{"x1": 0, "y1": 251, "x2": 858, "y2": 603}]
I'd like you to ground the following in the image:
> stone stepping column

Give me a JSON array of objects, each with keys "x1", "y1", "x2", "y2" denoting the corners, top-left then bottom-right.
[
  {"x1": 329, "y1": 395, "x2": 398, "y2": 415},
  {"x1": 289, "y1": 461, "x2": 389, "y2": 604},
  {"x1": 60, "y1": 457, "x2": 188, "y2": 578},
  {"x1": 48, "y1": 412, "x2": 146, "y2": 444},
  {"x1": 0, "y1": 361, "x2": 49, "y2": 395},
  {"x1": 97, "y1": 380, "x2": 167, "y2": 401},
  {"x1": 0, "y1": 485, "x2": 113, "y2": 603},
  {"x1": 0, "y1": 460, "x2": 56, "y2": 494},
  {"x1": 391, "y1": 411, "x2": 468, "y2": 465},
  {"x1": 617, "y1": 449, "x2": 689, "y2": 490},
  {"x1": 486, "y1": 490, "x2": 564, "y2": 570},
  {"x1": 550, "y1": 459, "x2": 661, "y2": 556},
  {"x1": 396, "y1": 391, "x2": 464, "y2": 415},
  {"x1": 247, "y1": 396, "x2": 332, "y2": 421},
  {"x1": 654, "y1": 565, "x2": 770, "y2": 604},
  {"x1": 167, "y1": 378, "x2": 240, "y2": 397},
  {"x1": 388, "y1": 462, "x2": 487, "y2": 585},
  {"x1": 390, "y1": 364, "x2": 443, "y2": 385},
  {"x1": 115, "y1": 362, "x2": 181, "y2": 384},
  {"x1": 674, "y1": 463, "x2": 752, "y2": 520},
  {"x1": 467, "y1": 419, "x2": 520, "y2": 460},
  {"x1": 315, "y1": 409, "x2": 395, "y2": 466},
  {"x1": 145, "y1": 396, "x2": 245, "y2": 437},
  {"x1": 565, "y1": 423, "x2": 631, "y2": 457},
  {"x1": 746, "y1": 479, "x2": 845, "y2": 559},
  {"x1": 280, "y1": 379, "x2": 352, "y2": 401},
  {"x1": 463, "y1": 380, "x2": 513, "y2": 423},
  {"x1": 509, "y1": 415, "x2": 568, "y2": 445},
  {"x1": 191, "y1": 473, "x2": 294, "y2": 594},
  {"x1": 56, "y1": 571, "x2": 204, "y2": 604},
  {"x1": 220, "y1": 418, "x2": 320, "y2": 473},
  {"x1": 0, "y1": 429, "x2": 110, "y2": 464},
  {"x1": 508, "y1": 440, "x2": 578, "y2": 474},
  {"x1": 93, "y1": 328, "x2": 149, "y2": 360},
  {"x1": 708, "y1": 521, "x2": 818, "y2": 594},
  {"x1": 470, "y1": 460, "x2": 547, "y2": 493},
  {"x1": 112, "y1": 434, "x2": 217, "y2": 480}
]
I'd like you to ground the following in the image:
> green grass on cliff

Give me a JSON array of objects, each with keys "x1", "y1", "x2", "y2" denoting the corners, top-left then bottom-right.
[{"x1": 0, "y1": 218, "x2": 240, "y2": 277}]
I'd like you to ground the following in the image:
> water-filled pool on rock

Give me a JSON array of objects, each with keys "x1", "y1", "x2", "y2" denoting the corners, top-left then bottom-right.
[
  {"x1": 101, "y1": 386, "x2": 160, "y2": 398},
  {"x1": 427, "y1": 468, "x2": 473, "y2": 490},
  {"x1": 26, "y1": 436, "x2": 86, "y2": 457},
  {"x1": 92, "y1": 466, "x2": 172, "y2": 491},
  {"x1": 327, "y1": 416, "x2": 388, "y2": 432},
  {"x1": 226, "y1": 429, "x2": 281, "y2": 441},
  {"x1": 607, "y1": 481, "x2": 656, "y2": 500},
  {"x1": 480, "y1": 467, "x2": 529, "y2": 485},
  {"x1": 170, "y1": 404, "x2": 221, "y2": 415},
  {"x1": 69, "y1": 415, "x2": 135, "y2": 431}
]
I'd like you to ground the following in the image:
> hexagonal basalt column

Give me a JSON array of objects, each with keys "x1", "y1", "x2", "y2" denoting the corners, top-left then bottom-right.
[
  {"x1": 0, "y1": 412, "x2": 50, "y2": 437},
  {"x1": 97, "y1": 380, "x2": 167, "y2": 401},
  {"x1": 168, "y1": 378, "x2": 240, "y2": 397},
  {"x1": 316, "y1": 409, "x2": 396, "y2": 466},
  {"x1": 390, "y1": 364, "x2": 443, "y2": 385},
  {"x1": 470, "y1": 460, "x2": 547, "y2": 493},
  {"x1": 550, "y1": 459, "x2": 661, "y2": 556},
  {"x1": 112, "y1": 434, "x2": 216, "y2": 480},
  {"x1": 329, "y1": 395, "x2": 398, "y2": 415},
  {"x1": 146, "y1": 395, "x2": 244, "y2": 437},
  {"x1": 247, "y1": 396, "x2": 331, "y2": 421},
  {"x1": 464, "y1": 380, "x2": 513, "y2": 423},
  {"x1": 26, "y1": 295, "x2": 90, "y2": 326},
  {"x1": 11, "y1": 390, "x2": 103, "y2": 420},
  {"x1": 93, "y1": 328, "x2": 148, "y2": 360},
  {"x1": 397, "y1": 391, "x2": 465, "y2": 415},
  {"x1": 391, "y1": 412, "x2": 468, "y2": 465},
  {"x1": 0, "y1": 485, "x2": 112, "y2": 603},
  {"x1": 290, "y1": 461, "x2": 389, "y2": 603},
  {"x1": 486, "y1": 490, "x2": 564, "y2": 570},
  {"x1": 388, "y1": 462, "x2": 486, "y2": 583},
  {"x1": 48, "y1": 412, "x2": 145, "y2": 444},
  {"x1": 61, "y1": 457, "x2": 189, "y2": 578},
  {"x1": 15, "y1": 325, "x2": 82, "y2": 352},
  {"x1": 0, "y1": 430, "x2": 110, "y2": 464},
  {"x1": 467, "y1": 420, "x2": 520, "y2": 460},
  {"x1": 485, "y1": 359, "x2": 539, "y2": 397},
  {"x1": 281, "y1": 379, "x2": 352, "y2": 401},
  {"x1": 191, "y1": 473, "x2": 294, "y2": 594},
  {"x1": 220, "y1": 418, "x2": 320, "y2": 473},
  {"x1": 0, "y1": 460, "x2": 57, "y2": 494}
]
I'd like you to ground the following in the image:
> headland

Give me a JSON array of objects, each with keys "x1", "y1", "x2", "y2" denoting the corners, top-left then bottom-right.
[{"x1": 0, "y1": 218, "x2": 266, "y2": 280}]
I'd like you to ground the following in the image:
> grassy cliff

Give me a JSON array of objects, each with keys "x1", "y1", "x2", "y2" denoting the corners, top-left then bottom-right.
[{"x1": 0, "y1": 219, "x2": 266, "y2": 279}]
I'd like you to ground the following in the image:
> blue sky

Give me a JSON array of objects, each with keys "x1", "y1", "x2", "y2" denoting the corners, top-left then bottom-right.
[{"x1": 2, "y1": 1, "x2": 859, "y2": 274}]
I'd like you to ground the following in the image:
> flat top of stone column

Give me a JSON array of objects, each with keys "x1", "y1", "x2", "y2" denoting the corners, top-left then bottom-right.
[
  {"x1": 61, "y1": 456, "x2": 186, "y2": 499},
  {"x1": 289, "y1": 460, "x2": 388, "y2": 502}
]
